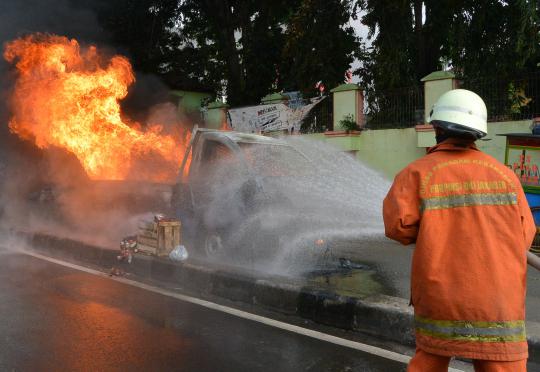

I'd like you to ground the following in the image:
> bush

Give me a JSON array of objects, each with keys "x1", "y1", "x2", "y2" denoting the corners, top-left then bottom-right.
[{"x1": 338, "y1": 114, "x2": 358, "y2": 131}]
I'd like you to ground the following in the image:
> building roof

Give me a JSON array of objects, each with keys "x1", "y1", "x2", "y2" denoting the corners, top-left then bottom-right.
[
  {"x1": 421, "y1": 71, "x2": 456, "y2": 82},
  {"x1": 330, "y1": 83, "x2": 362, "y2": 93}
]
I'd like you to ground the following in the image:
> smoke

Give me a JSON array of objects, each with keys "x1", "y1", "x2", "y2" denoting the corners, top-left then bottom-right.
[{"x1": 0, "y1": 1, "x2": 189, "y2": 246}]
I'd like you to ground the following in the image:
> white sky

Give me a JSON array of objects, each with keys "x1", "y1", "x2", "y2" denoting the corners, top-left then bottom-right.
[{"x1": 350, "y1": 13, "x2": 371, "y2": 83}]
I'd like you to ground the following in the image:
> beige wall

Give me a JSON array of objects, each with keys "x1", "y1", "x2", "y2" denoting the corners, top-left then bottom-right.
[
  {"x1": 333, "y1": 90, "x2": 359, "y2": 131},
  {"x1": 424, "y1": 79, "x2": 455, "y2": 122},
  {"x1": 205, "y1": 108, "x2": 228, "y2": 129},
  {"x1": 477, "y1": 120, "x2": 531, "y2": 161},
  {"x1": 306, "y1": 120, "x2": 531, "y2": 180}
]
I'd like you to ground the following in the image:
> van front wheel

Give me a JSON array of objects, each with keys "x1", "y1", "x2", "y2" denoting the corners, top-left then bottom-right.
[{"x1": 204, "y1": 232, "x2": 225, "y2": 258}]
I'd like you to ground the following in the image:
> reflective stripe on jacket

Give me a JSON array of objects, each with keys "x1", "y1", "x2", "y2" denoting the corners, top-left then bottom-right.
[{"x1": 383, "y1": 138, "x2": 536, "y2": 361}]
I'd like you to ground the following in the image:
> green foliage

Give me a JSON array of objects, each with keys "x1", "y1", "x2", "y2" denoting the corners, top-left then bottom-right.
[
  {"x1": 281, "y1": 0, "x2": 359, "y2": 93},
  {"x1": 356, "y1": 0, "x2": 424, "y2": 128},
  {"x1": 508, "y1": 82, "x2": 532, "y2": 115},
  {"x1": 339, "y1": 114, "x2": 358, "y2": 131},
  {"x1": 357, "y1": 0, "x2": 540, "y2": 89},
  {"x1": 74, "y1": 0, "x2": 540, "y2": 112},
  {"x1": 178, "y1": 0, "x2": 304, "y2": 106},
  {"x1": 357, "y1": 0, "x2": 416, "y2": 91},
  {"x1": 355, "y1": 0, "x2": 540, "y2": 128},
  {"x1": 179, "y1": 0, "x2": 359, "y2": 105},
  {"x1": 445, "y1": 0, "x2": 539, "y2": 80},
  {"x1": 77, "y1": 0, "x2": 358, "y2": 106}
]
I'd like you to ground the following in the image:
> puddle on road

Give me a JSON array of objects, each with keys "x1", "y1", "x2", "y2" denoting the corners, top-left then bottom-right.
[{"x1": 306, "y1": 267, "x2": 387, "y2": 299}]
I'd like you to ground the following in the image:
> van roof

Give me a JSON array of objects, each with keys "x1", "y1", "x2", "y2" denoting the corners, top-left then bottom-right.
[{"x1": 196, "y1": 129, "x2": 289, "y2": 146}]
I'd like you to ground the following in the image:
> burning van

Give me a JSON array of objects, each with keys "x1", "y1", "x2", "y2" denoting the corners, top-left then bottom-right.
[{"x1": 175, "y1": 128, "x2": 330, "y2": 265}]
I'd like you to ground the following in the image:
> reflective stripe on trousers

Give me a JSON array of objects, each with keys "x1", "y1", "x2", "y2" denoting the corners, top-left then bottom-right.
[{"x1": 415, "y1": 315, "x2": 526, "y2": 342}]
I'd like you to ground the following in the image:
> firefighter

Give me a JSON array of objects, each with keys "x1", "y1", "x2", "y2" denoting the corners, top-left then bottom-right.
[{"x1": 383, "y1": 89, "x2": 536, "y2": 371}]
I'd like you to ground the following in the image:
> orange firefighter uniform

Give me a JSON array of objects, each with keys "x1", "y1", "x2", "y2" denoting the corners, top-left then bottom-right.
[{"x1": 383, "y1": 138, "x2": 536, "y2": 363}]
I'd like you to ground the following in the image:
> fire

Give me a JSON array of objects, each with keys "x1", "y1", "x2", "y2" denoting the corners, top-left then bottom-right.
[{"x1": 3, "y1": 33, "x2": 184, "y2": 182}]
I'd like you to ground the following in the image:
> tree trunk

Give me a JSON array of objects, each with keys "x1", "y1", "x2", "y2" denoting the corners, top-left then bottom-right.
[
  {"x1": 414, "y1": 0, "x2": 426, "y2": 81},
  {"x1": 202, "y1": 0, "x2": 245, "y2": 106}
]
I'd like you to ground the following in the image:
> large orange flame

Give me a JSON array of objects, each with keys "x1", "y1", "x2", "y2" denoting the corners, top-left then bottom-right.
[{"x1": 3, "y1": 33, "x2": 184, "y2": 182}]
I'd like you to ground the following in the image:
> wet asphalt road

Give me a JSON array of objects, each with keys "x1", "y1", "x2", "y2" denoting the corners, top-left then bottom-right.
[
  {"x1": 0, "y1": 250, "x2": 407, "y2": 372},
  {"x1": 336, "y1": 237, "x2": 540, "y2": 324}
]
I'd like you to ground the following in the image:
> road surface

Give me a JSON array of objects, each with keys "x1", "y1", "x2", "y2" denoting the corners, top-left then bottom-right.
[
  {"x1": 335, "y1": 237, "x2": 540, "y2": 324},
  {"x1": 0, "y1": 248, "x2": 414, "y2": 371}
]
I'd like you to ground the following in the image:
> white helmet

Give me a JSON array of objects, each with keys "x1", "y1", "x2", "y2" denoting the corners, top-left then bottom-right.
[{"x1": 428, "y1": 89, "x2": 488, "y2": 139}]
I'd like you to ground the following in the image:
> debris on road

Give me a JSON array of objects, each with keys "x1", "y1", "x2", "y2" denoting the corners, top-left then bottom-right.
[
  {"x1": 110, "y1": 235, "x2": 136, "y2": 276},
  {"x1": 136, "y1": 214, "x2": 181, "y2": 257},
  {"x1": 118, "y1": 236, "x2": 135, "y2": 263},
  {"x1": 109, "y1": 267, "x2": 126, "y2": 276},
  {"x1": 169, "y1": 245, "x2": 189, "y2": 262},
  {"x1": 338, "y1": 258, "x2": 368, "y2": 270}
]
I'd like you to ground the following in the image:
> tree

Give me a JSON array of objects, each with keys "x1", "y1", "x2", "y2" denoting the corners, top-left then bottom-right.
[
  {"x1": 71, "y1": 0, "x2": 180, "y2": 72},
  {"x1": 357, "y1": 0, "x2": 462, "y2": 91},
  {"x1": 179, "y1": 0, "x2": 295, "y2": 106},
  {"x1": 70, "y1": 0, "x2": 218, "y2": 92},
  {"x1": 74, "y1": 0, "x2": 359, "y2": 106},
  {"x1": 239, "y1": 2, "x2": 294, "y2": 102},
  {"x1": 179, "y1": 0, "x2": 358, "y2": 105},
  {"x1": 356, "y1": 0, "x2": 540, "y2": 127},
  {"x1": 358, "y1": 0, "x2": 416, "y2": 92},
  {"x1": 280, "y1": 0, "x2": 359, "y2": 94},
  {"x1": 444, "y1": 0, "x2": 538, "y2": 79},
  {"x1": 445, "y1": 1, "x2": 539, "y2": 120},
  {"x1": 414, "y1": 0, "x2": 460, "y2": 81},
  {"x1": 357, "y1": 0, "x2": 539, "y2": 91}
]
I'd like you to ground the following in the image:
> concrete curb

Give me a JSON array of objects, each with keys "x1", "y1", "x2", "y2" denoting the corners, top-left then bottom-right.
[{"x1": 18, "y1": 232, "x2": 540, "y2": 358}]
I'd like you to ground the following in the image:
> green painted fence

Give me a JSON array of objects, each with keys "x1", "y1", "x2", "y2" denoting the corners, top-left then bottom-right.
[{"x1": 306, "y1": 120, "x2": 531, "y2": 180}]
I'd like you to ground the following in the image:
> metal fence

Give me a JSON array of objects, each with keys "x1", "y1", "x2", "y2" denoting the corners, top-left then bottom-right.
[
  {"x1": 293, "y1": 72, "x2": 540, "y2": 133},
  {"x1": 362, "y1": 72, "x2": 540, "y2": 128},
  {"x1": 229, "y1": 72, "x2": 540, "y2": 134},
  {"x1": 300, "y1": 95, "x2": 333, "y2": 133},
  {"x1": 300, "y1": 87, "x2": 425, "y2": 132},
  {"x1": 460, "y1": 72, "x2": 540, "y2": 122},
  {"x1": 363, "y1": 85, "x2": 425, "y2": 129},
  {"x1": 239, "y1": 72, "x2": 540, "y2": 134}
]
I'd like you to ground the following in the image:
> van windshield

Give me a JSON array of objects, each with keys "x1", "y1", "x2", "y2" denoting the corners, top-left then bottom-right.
[{"x1": 238, "y1": 143, "x2": 312, "y2": 176}]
